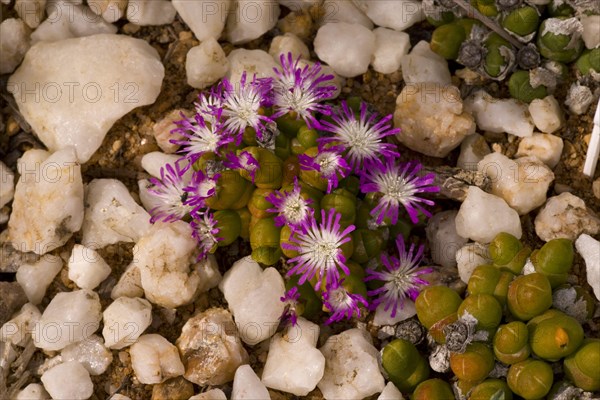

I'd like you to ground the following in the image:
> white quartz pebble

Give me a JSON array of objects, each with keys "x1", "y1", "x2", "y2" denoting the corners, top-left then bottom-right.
[
  {"x1": 81, "y1": 179, "x2": 151, "y2": 248},
  {"x1": 565, "y1": 82, "x2": 594, "y2": 115},
  {"x1": 135, "y1": 222, "x2": 202, "y2": 308},
  {"x1": 87, "y1": 0, "x2": 127, "y2": 22},
  {"x1": 0, "y1": 303, "x2": 41, "y2": 346},
  {"x1": 516, "y1": 133, "x2": 564, "y2": 169},
  {"x1": 8, "y1": 147, "x2": 84, "y2": 255},
  {"x1": 225, "y1": 0, "x2": 280, "y2": 44},
  {"x1": 68, "y1": 244, "x2": 112, "y2": 290},
  {"x1": 457, "y1": 133, "x2": 491, "y2": 171},
  {"x1": 0, "y1": 18, "x2": 30, "y2": 74},
  {"x1": 16, "y1": 256, "x2": 63, "y2": 304},
  {"x1": 102, "y1": 297, "x2": 152, "y2": 349},
  {"x1": 580, "y1": 14, "x2": 600, "y2": 49},
  {"x1": 318, "y1": 0, "x2": 373, "y2": 29},
  {"x1": 189, "y1": 389, "x2": 227, "y2": 400},
  {"x1": 140, "y1": 151, "x2": 188, "y2": 179},
  {"x1": 528, "y1": 95, "x2": 564, "y2": 134},
  {"x1": 478, "y1": 153, "x2": 554, "y2": 215},
  {"x1": 373, "y1": 301, "x2": 416, "y2": 326},
  {"x1": 226, "y1": 48, "x2": 278, "y2": 83},
  {"x1": 371, "y1": 27, "x2": 410, "y2": 74},
  {"x1": 14, "y1": 383, "x2": 50, "y2": 400},
  {"x1": 455, "y1": 186, "x2": 522, "y2": 243},
  {"x1": 61, "y1": 334, "x2": 113, "y2": 375},
  {"x1": 111, "y1": 264, "x2": 144, "y2": 299},
  {"x1": 126, "y1": 0, "x2": 177, "y2": 25},
  {"x1": 378, "y1": 382, "x2": 404, "y2": 400},
  {"x1": 465, "y1": 90, "x2": 535, "y2": 137},
  {"x1": 31, "y1": 1, "x2": 118, "y2": 43},
  {"x1": 318, "y1": 329, "x2": 385, "y2": 400},
  {"x1": 186, "y1": 38, "x2": 229, "y2": 89},
  {"x1": 262, "y1": 318, "x2": 325, "y2": 396},
  {"x1": 535, "y1": 193, "x2": 600, "y2": 241},
  {"x1": 0, "y1": 161, "x2": 15, "y2": 208},
  {"x1": 8, "y1": 34, "x2": 164, "y2": 163},
  {"x1": 41, "y1": 361, "x2": 94, "y2": 400},
  {"x1": 352, "y1": 0, "x2": 424, "y2": 32},
  {"x1": 33, "y1": 290, "x2": 102, "y2": 351},
  {"x1": 314, "y1": 22, "x2": 375, "y2": 78},
  {"x1": 394, "y1": 83, "x2": 475, "y2": 157},
  {"x1": 575, "y1": 234, "x2": 600, "y2": 301},
  {"x1": 172, "y1": 0, "x2": 232, "y2": 41},
  {"x1": 269, "y1": 33, "x2": 310, "y2": 61},
  {"x1": 456, "y1": 243, "x2": 491, "y2": 283},
  {"x1": 400, "y1": 41, "x2": 451, "y2": 85},
  {"x1": 231, "y1": 365, "x2": 271, "y2": 400},
  {"x1": 219, "y1": 256, "x2": 285, "y2": 345},
  {"x1": 426, "y1": 210, "x2": 469, "y2": 268},
  {"x1": 15, "y1": 0, "x2": 46, "y2": 28},
  {"x1": 130, "y1": 334, "x2": 185, "y2": 384}
]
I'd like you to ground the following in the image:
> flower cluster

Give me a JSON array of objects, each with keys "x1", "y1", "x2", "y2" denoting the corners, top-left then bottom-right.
[{"x1": 146, "y1": 53, "x2": 438, "y2": 325}]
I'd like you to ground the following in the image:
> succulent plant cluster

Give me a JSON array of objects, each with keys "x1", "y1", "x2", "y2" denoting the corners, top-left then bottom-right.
[
  {"x1": 146, "y1": 53, "x2": 439, "y2": 325},
  {"x1": 381, "y1": 232, "x2": 599, "y2": 399},
  {"x1": 426, "y1": 0, "x2": 599, "y2": 102}
]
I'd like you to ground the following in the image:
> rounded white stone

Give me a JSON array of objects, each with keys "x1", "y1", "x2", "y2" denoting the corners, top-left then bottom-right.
[
  {"x1": 219, "y1": 256, "x2": 285, "y2": 345},
  {"x1": 314, "y1": 22, "x2": 375, "y2": 78},
  {"x1": 61, "y1": 334, "x2": 113, "y2": 375},
  {"x1": 318, "y1": 0, "x2": 373, "y2": 29},
  {"x1": 14, "y1": 383, "x2": 50, "y2": 400},
  {"x1": 516, "y1": 133, "x2": 564, "y2": 169},
  {"x1": 426, "y1": 210, "x2": 468, "y2": 268},
  {"x1": 352, "y1": 0, "x2": 424, "y2": 32},
  {"x1": 225, "y1": 0, "x2": 280, "y2": 44},
  {"x1": 186, "y1": 37, "x2": 229, "y2": 89},
  {"x1": 0, "y1": 18, "x2": 30, "y2": 74},
  {"x1": 33, "y1": 290, "x2": 102, "y2": 351},
  {"x1": 226, "y1": 48, "x2": 278, "y2": 83},
  {"x1": 1, "y1": 303, "x2": 41, "y2": 346},
  {"x1": 477, "y1": 153, "x2": 554, "y2": 215},
  {"x1": 231, "y1": 365, "x2": 270, "y2": 400},
  {"x1": 173, "y1": 0, "x2": 232, "y2": 41},
  {"x1": 580, "y1": 14, "x2": 600, "y2": 49},
  {"x1": 41, "y1": 361, "x2": 94, "y2": 400},
  {"x1": 371, "y1": 27, "x2": 410, "y2": 74},
  {"x1": 262, "y1": 318, "x2": 324, "y2": 396},
  {"x1": 135, "y1": 222, "x2": 202, "y2": 308},
  {"x1": 535, "y1": 192, "x2": 600, "y2": 241},
  {"x1": 130, "y1": 334, "x2": 185, "y2": 384},
  {"x1": 465, "y1": 90, "x2": 535, "y2": 137},
  {"x1": 400, "y1": 41, "x2": 451, "y2": 85},
  {"x1": 126, "y1": 0, "x2": 176, "y2": 25},
  {"x1": 68, "y1": 244, "x2": 112, "y2": 290},
  {"x1": 456, "y1": 243, "x2": 491, "y2": 283},
  {"x1": 457, "y1": 133, "x2": 491, "y2": 171},
  {"x1": 102, "y1": 297, "x2": 152, "y2": 349},
  {"x1": 7, "y1": 34, "x2": 164, "y2": 163},
  {"x1": 455, "y1": 186, "x2": 522, "y2": 244},
  {"x1": 269, "y1": 33, "x2": 310, "y2": 61},
  {"x1": 16, "y1": 257, "x2": 63, "y2": 304},
  {"x1": 528, "y1": 95, "x2": 564, "y2": 134}
]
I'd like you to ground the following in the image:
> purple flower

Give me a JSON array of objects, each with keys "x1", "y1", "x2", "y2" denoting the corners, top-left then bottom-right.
[
  {"x1": 298, "y1": 145, "x2": 350, "y2": 193},
  {"x1": 193, "y1": 88, "x2": 225, "y2": 124},
  {"x1": 319, "y1": 101, "x2": 400, "y2": 171},
  {"x1": 271, "y1": 53, "x2": 336, "y2": 128},
  {"x1": 322, "y1": 278, "x2": 368, "y2": 324},
  {"x1": 359, "y1": 156, "x2": 439, "y2": 225},
  {"x1": 266, "y1": 178, "x2": 313, "y2": 231},
  {"x1": 223, "y1": 150, "x2": 260, "y2": 183},
  {"x1": 148, "y1": 161, "x2": 193, "y2": 223},
  {"x1": 365, "y1": 236, "x2": 432, "y2": 318},
  {"x1": 190, "y1": 211, "x2": 221, "y2": 260},
  {"x1": 220, "y1": 72, "x2": 273, "y2": 138},
  {"x1": 279, "y1": 287, "x2": 301, "y2": 326},
  {"x1": 183, "y1": 170, "x2": 220, "y2": 212},
  {"x1": 171, "y1": 110, "x2": 234, "y2": 162},
  {"x1": 283, "y1": 208, "x2": 355, "y2": 290}
]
